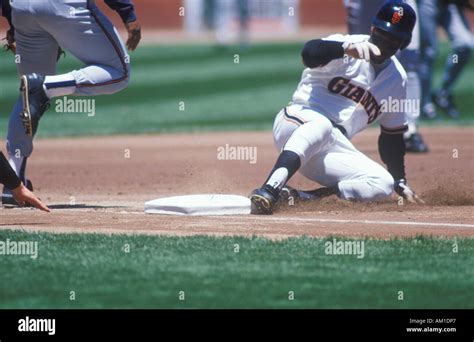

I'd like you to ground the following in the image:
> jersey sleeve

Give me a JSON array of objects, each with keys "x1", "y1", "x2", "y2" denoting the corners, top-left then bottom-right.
[
  {"x1": 1, "y1": 0, "x2": 13, "y2": 27},
  {"x1": 104, "y1": 0, "x2": 137, "y2": 23}
]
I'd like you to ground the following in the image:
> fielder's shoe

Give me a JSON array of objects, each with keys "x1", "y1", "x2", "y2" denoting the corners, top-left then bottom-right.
[
  {"x1": 19, "y1": 73, "x2": 50, "y2": 137},
  {"x1": 280, "y1": 185, "x2": 300, "y2": 204},
  {"x1": 2, "y1": 180, "x2": 34, "y2": 207},
  {"x1": 421, "y1": 103, "x2": 438, "y2": 120},
  {"x1": 249, "y1": 184, "x2": 279, "y2": 215},
  {"x1": 405, "y1": 133, "x2": 429, "y2": 153},
  {"x1": 433, "y1": 91, "x2": 460, "y2": 119}
]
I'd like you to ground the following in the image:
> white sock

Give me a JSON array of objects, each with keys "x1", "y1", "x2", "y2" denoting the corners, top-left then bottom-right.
[
  {"x1": 265, "y1": 167, "x2": 289, "y2": 190},
  {"x1": 43, "y1": 73, "x2": 77, "y2": 98},
  {"x1": 8, "y1": 155, "x2": 25, "y2": 181},
  {"x1": 404, "y1": 121, "x2": 418, "y2": 138}
]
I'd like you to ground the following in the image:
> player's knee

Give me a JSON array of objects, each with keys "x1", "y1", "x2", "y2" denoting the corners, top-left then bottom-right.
[
  {"x1": 105, "y1": 73, "x2": 130, "y2": 94},
  {"x1": 307, "y1": 115, "x2": 334, "y2": 142},
  {"x1": 368, "y1": 172, "x2": 394, "y2": 199},
  {"x1": 285, "y1": 116, "x2": 334, "y2": 164}
]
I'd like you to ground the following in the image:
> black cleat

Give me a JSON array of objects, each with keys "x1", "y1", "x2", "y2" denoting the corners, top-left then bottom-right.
[
  {"x1": 2, "y1": 180, "x2": 34, "y2": 207},
  {"x1": 249, "y1": 185, "x2": 279, "y2": 215},
  {"x1": 405, "y1": 133, "x2": 429, "y2": 153},
  {"x1": 20, "y1": 73, "x2": 50, "y2": 137},
  {"x1": 280, "y1": 185, "x2": 300, "y2": 204},
  {"x1": 433, "y1": 91, "x2": 460, "y2": 119},
  {"x1": 421, "y1": 103, "x2": 438, "y2": 120}
]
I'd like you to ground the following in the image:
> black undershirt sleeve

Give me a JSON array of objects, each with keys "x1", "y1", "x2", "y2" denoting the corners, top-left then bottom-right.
[
  {"x1": 378, "y1": 131, "x2": 406, "y2": 181},
  {"x1": 104, "y1": 0, "x2": 137, "y2": 23},
  {"x1": 0, "y1": 152, "x2": 21, "y2": 190},
  {"x1": 1, "y1": 0, "x2": 13, "y2": 27},
  {"x1": 301, "y1": 39, "x2": 345, "y2": 68}
]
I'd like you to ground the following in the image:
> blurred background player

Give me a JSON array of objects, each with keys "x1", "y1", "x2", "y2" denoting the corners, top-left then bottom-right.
[
  {"x1": 1, "y1": 0, "x2": 141, "y2": 206},
  {"x1": 344, "y1": 0, "x2": 429, "y2": 152},
  {"x1": 418, "y1": 0, "x2": 474, "y2": 119},
  {"x1": 204, "y1": 0, "x2": 250, "y2": 48}
]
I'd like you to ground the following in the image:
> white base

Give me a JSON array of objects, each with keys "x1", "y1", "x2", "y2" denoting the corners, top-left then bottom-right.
[{"x1": 144, "y1": 194, "x2": 251, "y2": 216}]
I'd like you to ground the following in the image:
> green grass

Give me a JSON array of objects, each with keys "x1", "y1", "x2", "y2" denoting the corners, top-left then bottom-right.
[
  {"x1": 1, "y1": 230, "x2": 473, "y2": 309},
  {"x1": 0, "y1": 42, "x2": 473, "y2": 138}
]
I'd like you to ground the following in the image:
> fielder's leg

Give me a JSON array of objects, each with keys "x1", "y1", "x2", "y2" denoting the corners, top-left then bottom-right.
[
  {"x1": 433, "y1": 4, "x2": 474, "y2": 119},
  {"x1": 3, "y1": 3, "x2": 59, "y2": 206},
  {"x1": 418, "y1": 0, "x2": 439, "y2": 119},
  {"x1": 397, "y1": 0, "x2": 429, "y2": 153},
  {"x1": 35, "y1": 0, "x2": 130, "y2": 98}
]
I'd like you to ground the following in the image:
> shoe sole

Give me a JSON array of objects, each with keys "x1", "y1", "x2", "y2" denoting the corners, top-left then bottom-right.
[
  {"x1": 249, "y1": 194, "x2": 273, "y2": 215},
  {"x1": 20, "y1": 75, "x2": 33, "y2": 137},
  {"x1": 2, "y1": 192, "x2": 18, "y2": 207}
]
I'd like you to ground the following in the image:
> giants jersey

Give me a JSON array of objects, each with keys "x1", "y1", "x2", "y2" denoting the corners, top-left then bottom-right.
[{"x1": 291, "y1": 34, "x2": 408, "y2": 139}]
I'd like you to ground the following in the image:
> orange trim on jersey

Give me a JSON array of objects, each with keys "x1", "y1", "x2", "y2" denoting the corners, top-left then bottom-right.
[
  {"x1": 283, "y1": 107, "x2": 307, "y2": 125},
  {"x1": 283, "y1": 115, "x2": 302, "y2": 126}
]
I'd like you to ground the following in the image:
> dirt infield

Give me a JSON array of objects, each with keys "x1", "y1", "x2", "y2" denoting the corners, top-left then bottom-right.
[{"x1": 1, "y1": 127, "x2": 473, "y2": 239}]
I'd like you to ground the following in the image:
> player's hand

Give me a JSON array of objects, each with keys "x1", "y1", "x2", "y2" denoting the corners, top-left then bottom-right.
[
  {"x1": 125, "y1": 20, "x2": 141, "y2": 51},
  {"x1": 343, "y1": 41, "x2": 380, "y2": 61},
  {"x1": 11, "y1": 183, "x2": 50, "y2": 212},
  {"x1": 2, "y1": 27, "x2": 16, "y2": 54},
  {"x1": 394, "y1": 179, "x2": 425, "y2": 204}
]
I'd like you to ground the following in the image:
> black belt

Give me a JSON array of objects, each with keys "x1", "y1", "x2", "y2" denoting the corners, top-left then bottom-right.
[{"x1": 284, "y1": 106, "x2": 347, "y2": 136}]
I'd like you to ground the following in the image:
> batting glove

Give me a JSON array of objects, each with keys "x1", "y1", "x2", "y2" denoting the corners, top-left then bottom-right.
[
  {"x1": 394, "y1": 179, "x2": 425, "y2": 204},
  {"x1": 343, "y1": 41, "x2": 381, "y2": 61}
]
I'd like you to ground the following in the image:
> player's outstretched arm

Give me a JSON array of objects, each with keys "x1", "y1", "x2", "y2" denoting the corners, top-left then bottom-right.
[
  {"x1": 377, "y1": 130, "x2": 424, "y2": 204},
  {"x1": 342, "y1": 41, "x2": 381, "y2": 61},
  {"x1": 0, "y1": 152, "x2": 50, "y2": 212},
  {"x1": 11, "y1": 184, "x2": 51, "y2": 212}
]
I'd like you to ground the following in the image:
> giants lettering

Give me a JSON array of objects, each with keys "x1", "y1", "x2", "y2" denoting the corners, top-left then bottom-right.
[{"x1": 328, "y1": 77, "x2": 381, "y2": 123}]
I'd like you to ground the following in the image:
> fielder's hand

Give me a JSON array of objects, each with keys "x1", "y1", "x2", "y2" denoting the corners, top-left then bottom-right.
[
  {"x1": 125, "y1": 20, "x2": 141, "y2": 51},
  {"x1": 11, "y1": 183, "x2": 50, "y2": 212},
  {"x1": 343, "y1": 41, "x2": 380, "y2": 61},
  {"x1": 2, "y1": 27, "x2": 16, "y2": 54},
  {"x1": 394, "y1": 179, "x2": 425, "y2": 204}
]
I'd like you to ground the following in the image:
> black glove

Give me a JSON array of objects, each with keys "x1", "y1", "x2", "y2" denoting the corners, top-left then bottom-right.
[{"x1": 394, "y1": 179, "x2": 425, "y2": 204}]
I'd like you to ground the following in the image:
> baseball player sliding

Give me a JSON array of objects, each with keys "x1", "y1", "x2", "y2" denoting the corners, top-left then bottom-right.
[
  {"x1": 250, "y1": 1, "x2": 424, "y2": 215},
  {"x1": 0, "y1": 0, "x2": 141, "y2": 206}
]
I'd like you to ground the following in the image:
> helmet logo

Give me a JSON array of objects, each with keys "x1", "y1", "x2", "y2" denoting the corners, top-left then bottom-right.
[{"x1": 391, "y1": 7, "x2": 403, "y2": 24}]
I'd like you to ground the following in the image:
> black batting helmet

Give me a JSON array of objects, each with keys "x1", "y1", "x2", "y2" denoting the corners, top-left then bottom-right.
[{"x1": 372, "y1": 1, "x2": 417, "y2": 50}]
